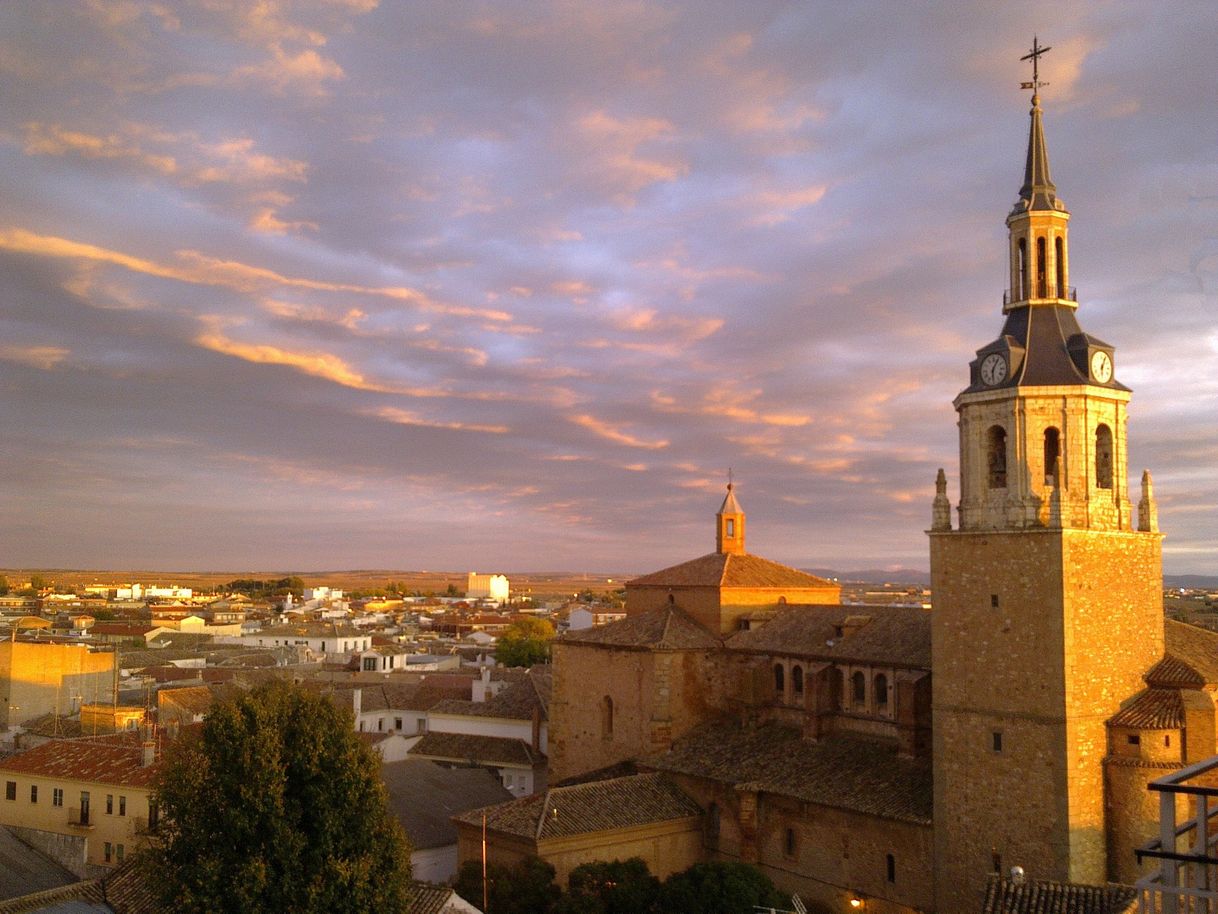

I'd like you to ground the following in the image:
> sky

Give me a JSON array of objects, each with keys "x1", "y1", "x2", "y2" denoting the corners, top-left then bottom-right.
[{"x1": 0, "y1": 2, "x2": 1215, "y2": 576}]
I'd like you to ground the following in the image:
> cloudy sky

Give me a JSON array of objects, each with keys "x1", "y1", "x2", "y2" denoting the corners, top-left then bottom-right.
[{"x1": 1, "y1": 2, "x2": 1214, "y2": 575}]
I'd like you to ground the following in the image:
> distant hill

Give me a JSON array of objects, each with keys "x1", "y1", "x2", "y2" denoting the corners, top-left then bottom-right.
[{"x1": 803, "y1": 567, "x2": 931, "y2": 587}]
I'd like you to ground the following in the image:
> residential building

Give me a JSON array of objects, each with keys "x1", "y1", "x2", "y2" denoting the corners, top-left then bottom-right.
[{"x1": 0, "y1": 638, "x2": 116, "y2": 729}]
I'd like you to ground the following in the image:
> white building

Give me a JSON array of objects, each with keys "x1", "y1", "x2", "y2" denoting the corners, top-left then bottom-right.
[{"x1": 465, "y1": 573, "x2": 509, "y2": 603}]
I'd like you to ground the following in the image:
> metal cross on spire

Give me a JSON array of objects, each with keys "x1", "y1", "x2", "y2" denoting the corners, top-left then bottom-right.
[
  {"x1": 1020, "y1": 35, "x2": 1052, "y2": 96},
  {"x1": 727, "y1": 466, "x2": 734, "y2": 490}
]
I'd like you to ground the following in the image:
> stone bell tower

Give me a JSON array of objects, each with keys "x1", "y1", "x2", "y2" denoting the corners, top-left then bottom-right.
[{"x1": 929, "y1": 39, "x2": 1164, "y2": 913}]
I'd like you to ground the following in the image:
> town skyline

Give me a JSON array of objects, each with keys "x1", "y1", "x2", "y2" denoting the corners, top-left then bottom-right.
[{"x1": 2, "y1": 3, "x2": 1214, "y2": 574}]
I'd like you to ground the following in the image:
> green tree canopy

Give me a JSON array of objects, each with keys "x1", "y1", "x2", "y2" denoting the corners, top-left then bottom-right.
[
  {"x1": 657, "y1": 861, "x2": 786, "y2": 914},
  {"x1": 455, "y1": 857, "x2": 561, "y2": 914},
  {"x1": 495, "y1": 617, "x2": 555, "y2": 667},
  {"x1": 143, "y1": 681, "x2": 412, "y2": 914},
  {"x1": 555, "y1": 858, "x2": 660, "y2": 914}
]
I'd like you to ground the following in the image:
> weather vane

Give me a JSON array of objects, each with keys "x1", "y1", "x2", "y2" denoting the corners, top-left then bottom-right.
[{"x1": 1020, "y1": 35, "x2": 1051, "y2": 96}]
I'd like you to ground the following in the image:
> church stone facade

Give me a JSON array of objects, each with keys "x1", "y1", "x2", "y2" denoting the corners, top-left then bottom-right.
[{"x1": 533, "y1": 83, "x2": 1213, "y2": 914}]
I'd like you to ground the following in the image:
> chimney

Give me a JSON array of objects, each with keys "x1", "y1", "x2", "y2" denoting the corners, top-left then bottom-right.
[
  {"x1": 142, "y1": 740, "x2": 157, "y2": 767},
  {"x1": 352, "y1": 688, "x2": 362, "y2": 718},
  {"x1": 531, "y1": 706, "x2": 541, "y2": 753}
]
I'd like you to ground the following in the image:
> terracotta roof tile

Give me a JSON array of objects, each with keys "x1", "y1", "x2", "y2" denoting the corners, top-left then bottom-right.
[
  {"x1": 429, "y1": 668, "x2": 550, "y2": 721},
  {"x1": 409, "y1": 731, "x2": 544, "y2": 768},
  {"x1": 408, "y1": 884, "x2": 469, "y2": 914},
  {"x1": 454, "y1": 772, "x2": 701, "y2": 840},
  {"x1": 628, "y1": 552, "x2": 837, "y2": 590},
  {"x1": 383, "y1": 759, "x2": 513, "y2": 850},
  {"x1": 646, "y1": 720, "x2": 932, "y2": 824},
  {"x1": 558, "y1": 605, "x2": 719, "y2": 651},
  {"x1": 729, "y1": 604, "x2": 931, "y2": 668},
  {"x1": 982, "y1": 875, "x2": 1137, "y2": 914},
  {"x1": 1155, "y1": 620, "x2": 1218, "y2": 686},
  {"x1": 1108, "y1": 688, "x2": 1184, "y2": 729},
  {"x1": 0, "y1": 734, "x2": 158, "y2": 789}
]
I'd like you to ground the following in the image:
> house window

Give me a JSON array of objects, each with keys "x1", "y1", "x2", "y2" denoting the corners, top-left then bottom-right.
[
  {"x1": 395, "y1": 718, "x2": 403, "y2": 731},
  {"x1": 773, "y1": 664, "x2": 785, "y2": 695},
  {"x1": 852, "y1": 671, "x2": 866, "y2": 706},
  {"x1": 987, "y1": 426, "x2": 1007, "y2": 489},
  {"x1": 875, "y1": 673, "x2": 889, "y2": 711},
  {"x1": 1044, "y1": 427, "x2": 1061, "y2": 485},
  {"x1": 377, "y1": 718, "x2": 384, "y2": 731},
  {"x1": 362, "y1": 658, "x2": 377, "y2": 671},
  {"x1": 53, "y1": 788, "x2": 63, "y2": 807},
  {"x1": 4, "y1": 781, "x2": 14, "y2": 801},
  {"x1": 991, "y1": 594, "x2": 1000, "y2": 609},
  {"x1": 601, "y1": 696, "x2": 614, "y2": 739},
  {"x1": 119, "y1": 796, "x2": 126, "y2": 817},
  {"x1": 1036, "y1": 236, "x2": 1047, "y2": 297},
  {"x1": 104, "y1": 842, "x2": 113, "y2": 864},
  {"x1": 1096, "y1": 425, "x2": 1113, "y2": 489},
  {"x1": 116, "y1": 844, "x2": 125, "y2": 863},
  {"x1": 992, "y1": 732, "x2": 1004, "y2": 753},
  {"x1": 106, "y1": 795, "x2": 114, "y2": 815},
  {"x1": 792, "y1": 665, "x2": 804, "y2": 695},
  {"x1": 30, "y1": 785, "x2": 37, "y2": 804},
  {"x1": 726, "y1": 518, "x2": 735, "y2": 538},
  {"x1": 784, "y1": 827, "x2": 797, "y2": 858},
  {"x1": 887, "y1": 853, "x2": 896, "y2": 883},
  {"x1": 80, "y1": 791, "x2": 91, "y2": 825},
  {"x1": 1127, "y1": 734, "x2": 1140, "y2": 746}
]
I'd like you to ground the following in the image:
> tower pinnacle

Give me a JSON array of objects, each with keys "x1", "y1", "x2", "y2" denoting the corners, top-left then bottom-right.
[
  {"x1": 716, "y1": 481, "x2": 745, "y2": 555},
  {"x1": 1015, "y1": 37, "x2": 1061, "y2": 214}
]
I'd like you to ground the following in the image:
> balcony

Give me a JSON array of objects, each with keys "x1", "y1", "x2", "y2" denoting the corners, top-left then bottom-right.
[
  {"x1": 133, "y1": 815, "x2": 158, "y2": 836},
  {"x1": 68, "y1": 808, "x2": 94, "y2": 829},
  {"x1": 1003, "y1": 283, "x2": 1077, "y2": 307},
  {"x1": 1136, "y1": 755, "x2": 1218, "y2": 913}
]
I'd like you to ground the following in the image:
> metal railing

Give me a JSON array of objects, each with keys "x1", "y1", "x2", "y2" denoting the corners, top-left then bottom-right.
[
  {"x1": 1003, "y1": 284, "x2": 1077, "y2": 306},
  {"x1": 68, "y1": 807, "x2": 93, "y2": 828},
  {"x1": 1137, "y1": 755, "x2": 1218, "y2": 914}
]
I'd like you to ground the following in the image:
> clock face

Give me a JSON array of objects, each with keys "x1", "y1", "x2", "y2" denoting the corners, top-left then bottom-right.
[
  {"x1": 1091, "y1": 350, "x2": 1113, "y2": 383},
  {"x1": 980, "y1": 353, "x2": 1008, "y2": 386}
]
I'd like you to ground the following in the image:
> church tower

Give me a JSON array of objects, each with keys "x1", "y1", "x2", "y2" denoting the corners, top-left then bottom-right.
[
  {"x1": 929, "y1": 41, "x2": 1164, "y2": 913},
  {"x1": 716, "y1": 482, "x2": 746, "y2": 555}
]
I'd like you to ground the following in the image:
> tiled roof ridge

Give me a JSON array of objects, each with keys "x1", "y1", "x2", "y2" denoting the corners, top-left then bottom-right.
[{"x1": 535, "y1": 787, "x2": 554, "y2": 841}]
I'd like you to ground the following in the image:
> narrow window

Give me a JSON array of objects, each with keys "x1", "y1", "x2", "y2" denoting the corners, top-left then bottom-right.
[
  {"x1": 774, "y1": 664, "x2": 785, "y2": 695},
  {"x1": 1043, "y1": 427, "x2": 1060, "y2": 485},
  {"x1": 887, "y1": 853, "x2": 896, "y2": 883},
  {"x1": 104, "y1": 842, "x2": 113, "y2": 864},
  {"x1": 852, "y1": 671, "x2": 866, "y2": 706},
  {"x1": 149, "y1": 801, "x2": 159, "y2": 830},
  {"x1": 1017, "y1": 238, "x2": 1028, "y2": 300},
  {"x1": 991, "y1": 594, "x2": 1000, "y2": 609},
  {"x1": 725, "y1": 518, "x2": 735, "y2": 538},
  {"x1": 106, "y1": 794, "x2": 113, "y2": 815},
  {"x1": 30, "y1": 785, "x2": 37, "y2": 804},
  {"x1": 1127, "y1": 734, "x2": 1140, "y2": 746},
  {"x1": 784, "y1": 827, "x2": 797, "y2": 858},
  {"x1": 53, "y1": 788, "x2": 64, "y2": 808},
  {"x1": 1096, "y1": 425, "x2": 1113, "y2": 489},
  {"x1": 987, "y1": 426, "x2": 1007, "y2": 489},
  {"x1": 707, "y1": 802, "x2": 721, "y2": 841},
  {"x1": 792, "y1": 665, "x2": 804, "y2": 695},
  {"x1": 80, "y1": 791, "x2": 91, "y2": 825},
  {"x1": 377, "y1": 718, "x2": 384, "y2": 731},
  {"x1": 119, "y1": 796, "x2": 126, "y2": 816},
  {"x1": 395, "y1": 717, "x2": 403, "y2": 731},
  {"x1": 4, "y1": 781, "x2": 14, "y2": 801},
  {"x1": 992, "y1": 732, "x2": 1004, "y2": 753},
  {"x1": 1055, "y1": 236, "x2": 1065, "y2": 297},
  {"x1": 875, "y1": 673, "x2": 889, "y2": 711},
  {"x1": 601, "y1": 696, "x2": 614, "y2": 739},
  {"x1": 1165, "y1": 735, "x2": 1171, "y2": 747},
  {"x1": 1036, "y1": 236, "x2": 1047, "y2": 297},
  {"x1": 116, "y1": 844, "x2": 124, "y2": 863}
]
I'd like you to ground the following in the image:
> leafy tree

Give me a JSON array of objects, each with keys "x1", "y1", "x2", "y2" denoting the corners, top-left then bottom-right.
[
  {"x1": 143, "y1": 681, "x2": 412, "y2": 914},
  {"x1": 445, "y1": 583, "x2": 460, "y2": 597},
  {"x1": 657, "y1": 861, "x2": 786, "y2": 914},
  {"x1": 455, "y1": 857, "x2": 561, "y2": 914},
  {"x1": 495, "y1": 617, "x2": 555, "y2": 667},
  {"x1": 555, "y1": 858, "x2": 660, "y2": 914},
  {"x1": 0, "y1": 575, "x2": 8, "y2": 595},
  {"x1": 29, "y1": 574, "x2": 46, "y2": 592}
]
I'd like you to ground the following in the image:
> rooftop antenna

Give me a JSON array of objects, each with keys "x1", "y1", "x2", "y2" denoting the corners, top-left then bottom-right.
[{"x1": 1019, "y1": 35, "x2": 1051, "y2": 97}]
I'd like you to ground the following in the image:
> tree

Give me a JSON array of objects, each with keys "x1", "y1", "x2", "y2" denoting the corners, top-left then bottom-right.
[
  {"x1": 455, "y1": 857, "x2": 560, "y2": 914},
  {"x1": 555, "y1": 858, "x2": 660, "y2": 914},
  {"x1": 0, "y1": 575, "x2": 8, "y2": 595},
  {"x1": 28, "y1": 574, "x2": 46, "y2": 592},
  {"x1": 495, "y1": 617, "x2": 555, "y2": 667},
  {"x1": 143, "y1": 681, "x2": 412, "y2": 914},
  {"x1": 657, "y1": 861, "x2": 786, "y2": 914}
]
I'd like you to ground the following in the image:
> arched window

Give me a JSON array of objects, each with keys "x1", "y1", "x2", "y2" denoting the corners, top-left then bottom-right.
[
  {"x1": 851, "y1": 671, "x2": 866, "y2": 706},
  {"x1": 792, "y1": 665, "x2": 804, "y2": 695},
  {"x1": 1055, "y1": 236, "x2": 1065, "y2": 297},
  {"x1": 784, "y1": 827, "x2": 797, "y2": 858},
  {"x1": 875, "y1": 673, "x2": 889, "y2": 711},
  {"x1": 1096, "y1": 424, "x2": 1113, "y2": 489},
  {"x1": 987, "y1": 426, "x2": 1007, "y2": 489},
  {"x1": 773, "y1": 664, "x2": 785, "y2": 695},
  {"x1": 1018, "y1": 238, "x2": 1028, "y2": 300},
  {"x1": 667, "y1": 593, "x2": 675, "y2": 605},
  {"x1": 1044, "y1": 427, "x2": 1061, "y2": 485},
  {"x1": 1036, "y1": 236, "x2": 1047, "y2": 297},
  {"x1": 601, "y1": 696, "x2": 614, "y2": 739}
]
